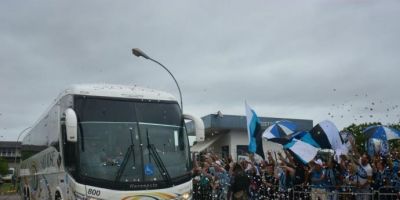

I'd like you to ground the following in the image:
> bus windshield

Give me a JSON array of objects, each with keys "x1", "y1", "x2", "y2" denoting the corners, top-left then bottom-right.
[{"x1": 74, "y1": 96, "x2": 190, "y2": 187}]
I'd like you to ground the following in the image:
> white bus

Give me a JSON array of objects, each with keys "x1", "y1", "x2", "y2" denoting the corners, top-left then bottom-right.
[{"x1": 19, "y1": 84, "x2": 204, "y2": 200}]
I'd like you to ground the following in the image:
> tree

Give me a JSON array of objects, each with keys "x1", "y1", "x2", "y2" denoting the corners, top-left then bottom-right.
[{"x1": 0, "y1": 157, "x2": 8, "y2": 176}]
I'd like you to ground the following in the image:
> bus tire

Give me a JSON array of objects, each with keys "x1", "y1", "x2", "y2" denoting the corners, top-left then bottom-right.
[{"x1": 55, "y1": 191, "x2": 63, "y2": 200}]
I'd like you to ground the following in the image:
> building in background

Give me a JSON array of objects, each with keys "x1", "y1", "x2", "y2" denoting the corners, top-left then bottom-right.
[
  {"x1": 0, "y1": 141, "x2": 21, "y2": 169},
  {"x1": 187, "y1": 113, "x2": 313, "y2": 161}
]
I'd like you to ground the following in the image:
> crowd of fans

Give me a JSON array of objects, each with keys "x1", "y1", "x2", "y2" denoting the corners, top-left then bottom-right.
[{"x1": 191, "y1": 149, "x2": 400, "y2": 200}]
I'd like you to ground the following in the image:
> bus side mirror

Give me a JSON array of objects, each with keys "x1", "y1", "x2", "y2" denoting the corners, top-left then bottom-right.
[
  {"x1": 183, "y1": 114, "x2": 204, "y2": 142},
  {"x1": 65, "y1": 108, "x2": 78, "y2": 142}
]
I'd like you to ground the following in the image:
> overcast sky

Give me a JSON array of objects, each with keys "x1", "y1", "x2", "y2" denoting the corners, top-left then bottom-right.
[{"x1": 1, "y1": 0, "x2": 400, "y2": 141}]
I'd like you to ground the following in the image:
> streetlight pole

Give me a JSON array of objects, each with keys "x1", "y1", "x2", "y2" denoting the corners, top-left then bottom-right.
[
  {"x1": 14, "y1": 126, "x2": 31, "y2": 167},
  {"x1": 131, "y1": 48, "x2": 183, "y2": 112}
]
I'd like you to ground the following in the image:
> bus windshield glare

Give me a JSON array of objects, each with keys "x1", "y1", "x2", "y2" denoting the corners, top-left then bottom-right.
[{"x1": 74, "y1": 96, "x2": 190, "y2": 186}]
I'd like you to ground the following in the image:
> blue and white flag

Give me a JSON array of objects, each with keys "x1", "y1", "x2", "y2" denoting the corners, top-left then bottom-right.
[
  {"x1": 363, "y1": 125, "x2": 400, "y2": 141},
  {"x1": 262, "y1": 120, "x2": 297, "y2": 140},
  {"x1": 290, "y1": 131, "x2": 321, "y2": 148},
  {"x1": 367, "y1": 138, "x2": 390, "y2": 157},
  {"x1": 380, "y1": 139, "x2": 389, "y2": 156},
  {"x1": 245, "y1": 102, "x2": 264, "y2": 159},
  {"x1": 367, "y1": 138, "x2": 377, "y2": 157},
  {"x1": 310, "y1": 120, "x2": 342, "y2": 150},
  {"x1": 283, "y1": 139, "x2": 319, "y2": 164}
]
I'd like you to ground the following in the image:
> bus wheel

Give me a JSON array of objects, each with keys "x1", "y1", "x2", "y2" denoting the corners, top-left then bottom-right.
[{"x1": 55, "y1": 191, "x2": 63, "y2": 200}]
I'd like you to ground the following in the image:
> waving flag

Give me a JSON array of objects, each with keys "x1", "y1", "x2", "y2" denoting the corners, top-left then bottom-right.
[
  {"x1": 290, "y1": 131, "x2": 320, "y2": 148},
  {"x1": 363, "y1": 125, "x2": 400, "y2": 140},
  {"x1": 283, "y1": 139, "x2": 319, "y2": 164},
  {"x1": 310, "y1": 120, "x2": 342, "y2": 150},
  {"x1": 367, "y1": 138, "x2": 390, "y2": 157},
  {"x1": 245, "y1": 102, "x2": 264, "y2": 159},
  {"x1": 262, "y1": 120, "x2": 297, "y2": 141}
]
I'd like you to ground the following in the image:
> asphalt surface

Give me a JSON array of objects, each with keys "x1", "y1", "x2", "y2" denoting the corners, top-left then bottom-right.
[{"x1": 0, "y1": 194, "x2": 19, "y2": 200}]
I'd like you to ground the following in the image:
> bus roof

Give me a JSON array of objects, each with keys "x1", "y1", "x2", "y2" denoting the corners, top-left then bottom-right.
[{"x1": 59, "y1": 84, "x2": 178, "y2": 102}]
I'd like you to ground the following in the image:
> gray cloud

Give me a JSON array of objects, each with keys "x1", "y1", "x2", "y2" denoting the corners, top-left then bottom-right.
[{"x1": 1, "y1": 0, "x2": 400, "y2": 140}]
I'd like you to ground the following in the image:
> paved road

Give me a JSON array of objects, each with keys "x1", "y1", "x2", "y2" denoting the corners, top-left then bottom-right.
[{"x1": 0, "y1": 194, "x2": 19, "y2": 200}]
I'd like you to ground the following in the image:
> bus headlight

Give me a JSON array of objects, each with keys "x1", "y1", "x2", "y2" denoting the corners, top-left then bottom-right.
[
  {"x1": 74, "y1": 192, "x2": 86, "y2": 200},
  {"x1": 87, "y1": 198, "x2": 103, "y2": 200},
  {"x1": 181, "y1": 192, "x2": 191, "y2": 200}
]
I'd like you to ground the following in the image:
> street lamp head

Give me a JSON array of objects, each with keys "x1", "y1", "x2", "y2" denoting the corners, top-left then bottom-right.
[
  {"x1": 131, "y1": 48, "x2": 183, "y2": 112},
  {"x1": 132, "y1": 48, "x2": 150, "y2": 59}
]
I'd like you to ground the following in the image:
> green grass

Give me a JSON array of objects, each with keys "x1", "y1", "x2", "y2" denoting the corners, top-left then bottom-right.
[{"x1": 0, "y1": 183, "x2": 16, "y2": 194}]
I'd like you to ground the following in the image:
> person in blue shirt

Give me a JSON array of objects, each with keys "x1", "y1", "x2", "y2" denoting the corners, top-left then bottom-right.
[
  {"x1": 310, "y1": 159, "x2": 326, "y2": 200},
  {"x1": 373, "y1": 159, "x2": 390, "y2": 190},
  {"x1": 324, "y1": 159, "x2": 339, "y2": 200},
  {"x1": 390, "y1": 151, "x2": 400, "y2": 190}
]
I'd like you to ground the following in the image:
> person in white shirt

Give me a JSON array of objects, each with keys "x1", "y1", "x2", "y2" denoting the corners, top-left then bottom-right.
[{"x1": 356, "y1": 153, "x2": 373, "y2": 200}]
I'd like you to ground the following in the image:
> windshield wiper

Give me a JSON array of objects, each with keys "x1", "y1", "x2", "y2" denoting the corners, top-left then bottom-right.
[
  {"x1": 115, "y1": 127, "x2": 136, "y2": 182},
  {"x1": 146, "y1": 129, "x2": 172, "y2": 185}
]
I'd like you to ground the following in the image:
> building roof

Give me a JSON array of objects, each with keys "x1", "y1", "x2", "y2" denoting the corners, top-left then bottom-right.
[
  {"x1": 0, "y1": 141, "x2": 22, "y2": 148},
  {"x1": 187, "y1": 114, "x2": 313, "y2": 136}
]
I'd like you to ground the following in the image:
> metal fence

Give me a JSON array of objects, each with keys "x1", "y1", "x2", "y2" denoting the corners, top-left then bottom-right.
[
  {"x1": 194, "y1": 184, "x2": 400, "y2": 200},
  {"x1": 378, "y1": 186, "x2": 400, "y2": 200},
  {"x1": 291, "y1": 185, "x2": 400, "y2": 200}
]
